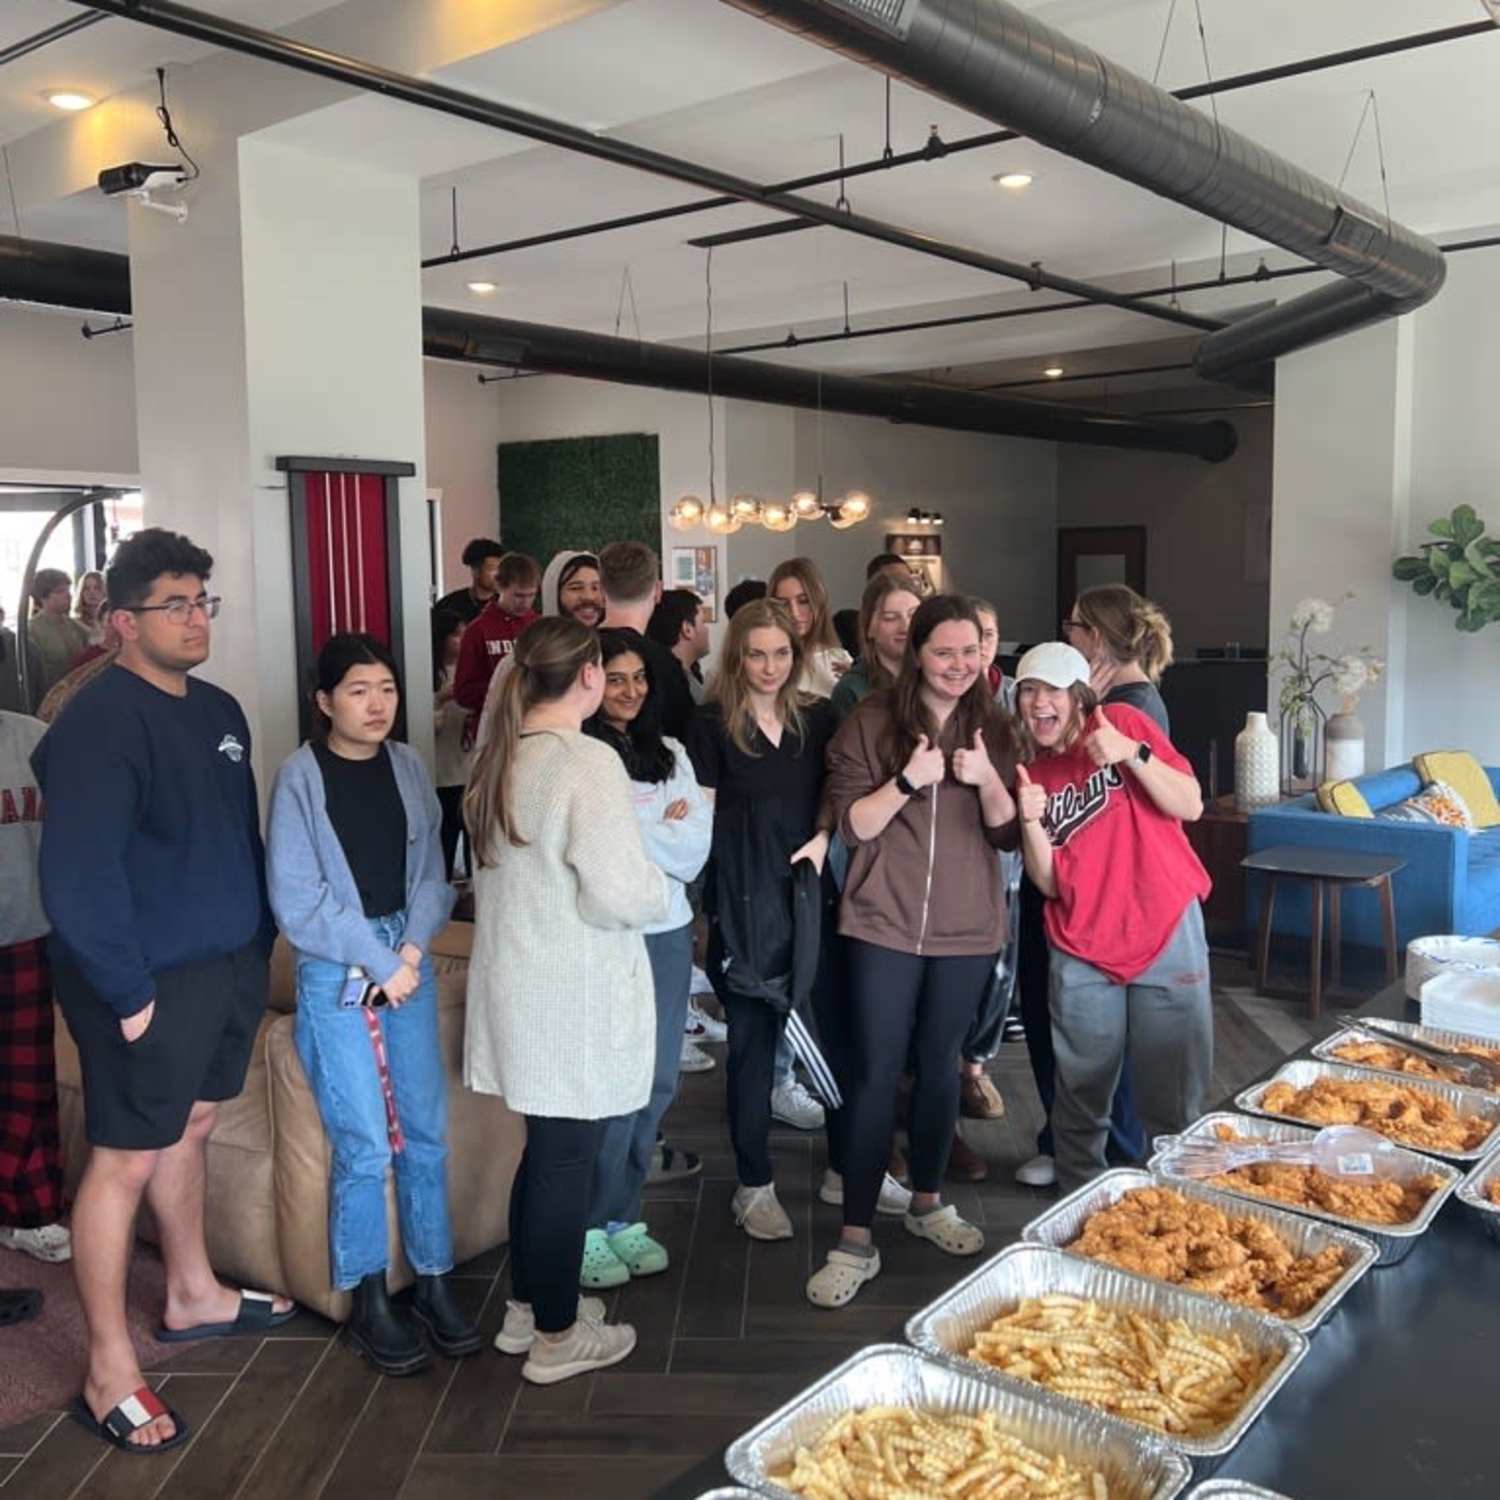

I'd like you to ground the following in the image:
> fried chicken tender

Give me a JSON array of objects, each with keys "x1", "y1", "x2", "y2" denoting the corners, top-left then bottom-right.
[
  {"x1": 1329, "y1": 1038, "x2": 1500, "y2": 1092},
  {"x1": 1065, "y1": 1186, "x2": 1348, "y2": 1319},
  {"x1": 1260, "y1": 1076, "x2": 1493, "y2": 1153},
  {"x1": 1203, "y1": 1124, "x2": 1444, "y2": 1224},
  {"x1": 1486, "y1": 1178, "x2": 1500, "y2": 1207}
]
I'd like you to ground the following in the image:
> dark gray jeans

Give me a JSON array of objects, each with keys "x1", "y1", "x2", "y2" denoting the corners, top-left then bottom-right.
[{"x1": 1048, "y1": 901, "x2": 1213, "y2": 1195}]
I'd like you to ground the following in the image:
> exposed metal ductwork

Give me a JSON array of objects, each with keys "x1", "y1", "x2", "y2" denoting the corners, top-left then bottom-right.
[
  {"x1": 0, "y1": 234, "x2": 1235, "y2": 461},
  {"x1": 725, "y1": 0, "x2": 1449, "y2": 380}
]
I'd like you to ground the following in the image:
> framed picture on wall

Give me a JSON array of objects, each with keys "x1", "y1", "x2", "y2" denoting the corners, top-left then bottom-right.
[{"x1": 672, "y1": 545, "x2": 718, "y2": 623}]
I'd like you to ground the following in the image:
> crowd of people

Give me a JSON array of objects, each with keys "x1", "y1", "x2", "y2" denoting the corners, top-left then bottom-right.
[{"x1": 0, "y1": 522, "x2": 1212, "y2": 1449}]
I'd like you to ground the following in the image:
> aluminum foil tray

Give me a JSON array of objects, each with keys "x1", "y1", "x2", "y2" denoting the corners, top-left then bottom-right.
[
  {"x1": 905, "y1": 1243, "x2": 1307, "y2": 1461},
  {"x1": 1456, "y1": 1149, "x2": 1500, "y2": 1245},
  {"x1": 1234, "y1": 1057, "x2": 1500, "y2": 1162},
  {"x1": 1020, "y1": 1169, "x2": 1377, "y2": 1336},
  {"x1": 692, "y1": 1491, "x2": 764, "y2": 1499},
  {"x1": 1312, "y1": 1021, "x2": 1500, "y2": 1094},
  {"x1": 1185, "y1": 1483, "x2": 1297, "y2": 1499},
  {"x1": 1148, "y1": 1112, "x2": 1461, "y2": 1267},
  {"x1": 724, "y1": 1344, "x2": 1192, "y2": 1500}
]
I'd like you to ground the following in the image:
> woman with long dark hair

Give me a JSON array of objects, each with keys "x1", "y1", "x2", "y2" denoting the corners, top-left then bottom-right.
[
  {"x1": 687, "y1": 598, "x2": 838, "y2": 1242},
  {"x1": 579, "y1": 629, "x2": 710, "y2": 1287},
  {"x1": 267, "y1": 634, "x2": 477, "y2": 1377},
  {"x1": 431, "y1": 607, "x2": 472, "y2": 879},
  {"x1": 809, "y1": 596, "x2": 1018, "y2": 1308},
  {"x1": 464, "y1": 618, "x2": 668, "y2": 1385}
]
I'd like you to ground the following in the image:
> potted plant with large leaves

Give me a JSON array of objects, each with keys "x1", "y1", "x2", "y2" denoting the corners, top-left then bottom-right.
[{"x1": 1393, "y1": 505, "x2": 1500, "y2": 631}]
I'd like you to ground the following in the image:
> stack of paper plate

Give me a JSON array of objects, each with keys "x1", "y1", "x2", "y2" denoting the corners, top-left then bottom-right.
[
  {"x1": 1406, "y1": 935, "x2": 1500, "y2": 1000},
  {"x1": 1421, "y1": 968, "x2": 1500, "y2": 1041}
]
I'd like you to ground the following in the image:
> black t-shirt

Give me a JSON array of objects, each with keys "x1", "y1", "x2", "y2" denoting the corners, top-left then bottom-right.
[
  {"x1": 435, "y1": 585, "x2": 486, "y2": 626},
  {"x1": 1105, "y1": 679, "x2": 1170, "y2": 736},
  {"x1": 313, "y1": 741, "x2": 407, "y2": 918},
  {"x1": 629, "y1": 631, "x2": 695, "y2": 742},
  {"x1": 686, "y1": 698, "x2": 837, "y2": 914}
]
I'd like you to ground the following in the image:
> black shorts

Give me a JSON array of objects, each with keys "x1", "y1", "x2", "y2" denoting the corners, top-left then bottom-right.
[{"x1": 55, "y1": 942, "x2": 270, "y2": 1151}]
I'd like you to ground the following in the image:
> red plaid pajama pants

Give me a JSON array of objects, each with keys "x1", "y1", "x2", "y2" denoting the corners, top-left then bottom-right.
[{"x1": 0, "y1": 937, "x2": 64, "y2": 1227}]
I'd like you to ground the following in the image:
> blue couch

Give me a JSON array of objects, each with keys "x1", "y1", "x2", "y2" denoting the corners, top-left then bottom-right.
[{"x1": 1247, "y1": 765, "x2": 1500, "y2": 949}]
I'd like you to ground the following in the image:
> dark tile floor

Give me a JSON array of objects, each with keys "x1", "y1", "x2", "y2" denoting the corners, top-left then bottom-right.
[{"x1": 0, "y1": 958, "x2": 1319, "y2": 1500}]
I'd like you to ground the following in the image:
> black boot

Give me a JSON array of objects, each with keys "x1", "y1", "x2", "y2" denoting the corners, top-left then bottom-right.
[
  {"x1": 345, "y1": 1272, "x2": 431, "y2": 1377},
  {"x1": 411, "y1": 1274, "x2": 483, "y2": 1358}
]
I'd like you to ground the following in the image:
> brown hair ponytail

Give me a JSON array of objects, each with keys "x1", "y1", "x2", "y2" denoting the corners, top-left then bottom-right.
[{"x1": 1076, "y1": 584, "x2": 1175, "y2": 684}]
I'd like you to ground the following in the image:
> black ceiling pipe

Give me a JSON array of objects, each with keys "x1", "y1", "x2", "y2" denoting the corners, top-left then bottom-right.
[
  {"x1": 65, "y1": 0, "x2": 1220, "y2": 337},
  {"x1": 0, "y1": 13, "x2": 107, "y2": 68},
  {"x1": 725, "y1": 0, "x2": 1448, "y2": 381},
  {"x1": 0, "y1": 235, "x2": 1235, "y2": 461}
]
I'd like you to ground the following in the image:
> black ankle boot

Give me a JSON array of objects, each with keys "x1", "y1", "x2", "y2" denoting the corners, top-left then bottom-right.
[
  {"x1": 411, "y1": 1274, "x2": 483, "y2": 1358},
  {"x1": 345, "y1": 1273, "x2": 432, "y2": 1377}
]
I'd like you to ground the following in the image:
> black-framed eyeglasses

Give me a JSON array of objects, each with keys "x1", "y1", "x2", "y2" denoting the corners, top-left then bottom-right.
[
  {"x1": 1061, "y1": 615, "x2": 1084, "y2": 635},
  {"x1": 125, "y1": 595, "x2": 221, "y2": 626}
]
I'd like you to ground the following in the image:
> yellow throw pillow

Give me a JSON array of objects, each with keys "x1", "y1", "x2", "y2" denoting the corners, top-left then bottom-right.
[
  {"x1": 1413, "y1": 751, "x2": 1500, "y2": 829},
  {"x1": 1316, "y1": 779, "x2": 1373, "y2": 818}
]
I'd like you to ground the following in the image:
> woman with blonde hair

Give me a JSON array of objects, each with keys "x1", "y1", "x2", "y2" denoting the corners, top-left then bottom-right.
[
  {"x1": 73, "y1": 571, "x2": 109, "y2": 647},
  {"x1": 768, "y1": 557, "x2": 851, "y2": 699},
  {"x1": 464, "y1": 618, "x2": 668, "y2": 1385},
  {"x1": 686, "y1": 598, "x2": 838, "y2": 1241},
  {"x1": 1063, "y1": 584, "x2": 1174, "y2": 734}
]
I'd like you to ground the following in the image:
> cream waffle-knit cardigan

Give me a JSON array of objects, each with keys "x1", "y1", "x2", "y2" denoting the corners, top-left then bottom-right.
[{"x1": 464, "y1": 729, "x2": 669, "y2": 1119}]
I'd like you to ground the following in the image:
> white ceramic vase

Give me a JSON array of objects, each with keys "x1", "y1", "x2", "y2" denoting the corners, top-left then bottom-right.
[
  {"x1": 1235, "y1": 711, "x2": 1280, "y2": 811},
  {"x1": 1325, "y1": 710, "x2": 1365, "y2": 782}
]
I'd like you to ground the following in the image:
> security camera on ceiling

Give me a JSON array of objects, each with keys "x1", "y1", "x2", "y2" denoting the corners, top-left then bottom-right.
[{"x1": 97, "y1": 162, "x2": 192, "y2": 223}]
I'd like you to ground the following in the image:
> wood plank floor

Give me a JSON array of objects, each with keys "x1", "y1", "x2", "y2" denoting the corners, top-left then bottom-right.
[{"x1": 0, "y1": 955, "x2": 1326, "y2": 1500}]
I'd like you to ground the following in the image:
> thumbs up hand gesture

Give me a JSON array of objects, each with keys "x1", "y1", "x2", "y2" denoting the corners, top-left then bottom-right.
[
  {"x1": 1083, "y1": 705, "x2": 1138, "y2": 768},
  {"x1": 951, "y1": 726, "x2": 996, "y2": 788},
  {"x1": 902, "y1": 733, "x2": 947, "y2": 791},
  {"x1": 1015, "y1": 763, "x2": 1048, "y2": 824}
]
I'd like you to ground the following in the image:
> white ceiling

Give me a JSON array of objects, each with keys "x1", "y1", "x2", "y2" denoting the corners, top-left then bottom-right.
[{"x1": 2, "y1": 0, "x2": 1498, "y2": 381}]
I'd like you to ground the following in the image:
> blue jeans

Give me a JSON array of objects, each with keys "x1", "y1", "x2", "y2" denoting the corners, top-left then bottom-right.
[
  {"x1": 589, "y1": 923, "x2": 694, "y2": 1226},
  {"x1": 294, "y1": 913, "x2": 454, "y2": 1290}
]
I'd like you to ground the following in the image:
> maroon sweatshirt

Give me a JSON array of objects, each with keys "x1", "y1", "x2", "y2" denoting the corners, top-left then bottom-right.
[{"x1": 453, "y1": 601, "x2": 540, "y2": 712}]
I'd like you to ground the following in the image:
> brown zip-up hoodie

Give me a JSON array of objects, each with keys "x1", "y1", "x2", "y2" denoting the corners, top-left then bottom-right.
[{"x1": 825, "y1": 691, "x2": 1018, "y2": 957}]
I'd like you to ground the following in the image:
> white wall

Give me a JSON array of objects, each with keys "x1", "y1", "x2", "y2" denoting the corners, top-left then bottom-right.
[
  {"x1": 1057, "y1": 407, "x2": 1273, "y2": 656},
  {"x1": 423, "y1": 359, "x2": 506, "y2": 588}
]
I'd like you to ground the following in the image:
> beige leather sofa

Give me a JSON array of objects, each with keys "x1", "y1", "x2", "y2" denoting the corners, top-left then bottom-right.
[{"x1": 54, "y1": 922, "x2": 525, "y2": 1321}]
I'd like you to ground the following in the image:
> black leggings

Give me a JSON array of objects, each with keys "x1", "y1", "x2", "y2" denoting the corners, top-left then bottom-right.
[
  {"x1": 508, "y1": 1115, "x2": 606, "y2": 1333},
  {"x1": 437, "y1": 784, "x2": 470, "y2": 879},
  {"x1": 841, "y1": 940, "x2": 998, "y2": 1228}
]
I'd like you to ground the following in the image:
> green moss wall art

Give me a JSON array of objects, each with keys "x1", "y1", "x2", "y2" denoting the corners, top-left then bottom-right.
[{"x1": 497, "y1": 433, "x2": 662, "y2": 570}]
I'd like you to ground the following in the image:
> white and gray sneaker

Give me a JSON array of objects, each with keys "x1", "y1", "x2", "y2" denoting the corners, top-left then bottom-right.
[
  {"x1": 680, "y1": 1038, "x2": 715, "y2": 1074},
  {"x1": 0, "y1": 1223, "x2": 72, "y2": 1263},
  {"x1": 818, "y1": 1169, "x2": 912, "y2": 1218},
  {"x1": 1015, "y1": 1154, "x2": 1057, "y2": 1188},
  {"x1": 684, "y1": 997, "x2": 728, "y2": 1044},
  {"x1": 731, "y1": 1182, "x2": 793, "y2": 1241},
  {"x1": 520, "y1": 1315, "x2": 636, "y2": 1385},
  {"x1": 770, "y1": 1080, "x2": 825, "y2": 1130},
  {"x1": 495, "y1": 1296, "x2": 607, "y2": 1355}
]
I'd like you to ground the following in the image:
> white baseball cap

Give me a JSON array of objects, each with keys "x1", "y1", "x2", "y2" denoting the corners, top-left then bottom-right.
[{"x1": 1015, "y1": 641, "x2": 1091, "y2": 690}]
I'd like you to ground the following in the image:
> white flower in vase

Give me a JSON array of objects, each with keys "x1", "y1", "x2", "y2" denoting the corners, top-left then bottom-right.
[{"x1": 1290, "y1": 597, "x2": 1336, "y2": 634}]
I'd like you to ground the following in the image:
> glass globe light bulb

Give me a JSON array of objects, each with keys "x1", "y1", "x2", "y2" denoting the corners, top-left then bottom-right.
[
  {"x1": 791, "y1": 488, "x2": 823, "y2": 520},
  {"x1": 839, "y1": 490, "x2": 870, "y2": 522},
  {"x1": 762, "y1": 502, "x2": 797, "y2": 533}
]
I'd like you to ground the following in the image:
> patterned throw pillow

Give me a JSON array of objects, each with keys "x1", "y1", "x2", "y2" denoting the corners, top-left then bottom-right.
[
  {"x1": 1377, "y1": 779, "x2": 1477, "y2": 830},
  {"x1": 1413, "y1": 751, "x2": 1500, "y2": 829}
]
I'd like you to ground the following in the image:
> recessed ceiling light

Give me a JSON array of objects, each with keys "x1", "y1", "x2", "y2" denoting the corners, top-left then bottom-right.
[
  {"x1": 1044, "y1": 366, "x2": 1065, "y2": 378},
  {"x1": 994, "y1": 171, "x2": 1034, "y2": 190},
  {"x1": 46, "y1": 91, "x2": 96, "y2": 112},
  {"x1": 466, "y1": 280, "x2": 497, "y2": 295}
]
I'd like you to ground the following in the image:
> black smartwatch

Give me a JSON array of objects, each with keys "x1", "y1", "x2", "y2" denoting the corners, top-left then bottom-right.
[
  {"x1": 1133, "y1": 741, "x2": 1153, "y2": 766},
  {"x1": 895, "y1": 770, "x2": 920, "y2": 797}
]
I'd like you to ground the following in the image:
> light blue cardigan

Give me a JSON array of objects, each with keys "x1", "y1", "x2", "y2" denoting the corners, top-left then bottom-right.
[{"x1": 266, "y1": 741, "x2": 455, "y2": 987}]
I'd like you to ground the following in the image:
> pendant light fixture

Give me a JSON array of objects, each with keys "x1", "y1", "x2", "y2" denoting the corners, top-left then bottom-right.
[{"x1": 672, "y1": 248, "x2": 734, "y2": 532}]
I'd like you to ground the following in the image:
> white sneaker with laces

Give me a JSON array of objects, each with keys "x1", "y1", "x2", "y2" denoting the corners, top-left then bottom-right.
[
  {"x1": 684, "y1": 998, "x2": 728, "y2": 1044},
  {"x1": 1015, "y1": 1153, "x2": 1057, "y2": 1187},
  {"x1": 690, "y1": 965, "x2": 714, "y2": 996},
  {"x1": 679, "y1": 1038, "x2": 715, "y2": 1074},
  {"x1": 0, "y1": 1223, "x2": 72, "y2": 1264},
  {"x1": 818, "y1": 1169, "x2": 912, "y2": 1217},
  {"x1": 495, "y1": 1296, "x2": 606, "y2": 1355},
  {"x1": 770, "y1": 1080, "x2": 825, "y2": 1130},
  {"x1": 521, "y1": 1316, "x2": 636, "y2": 1384},
  {"x1": 731, "y1": 1182, "x2": 793, "y2": 1241}
]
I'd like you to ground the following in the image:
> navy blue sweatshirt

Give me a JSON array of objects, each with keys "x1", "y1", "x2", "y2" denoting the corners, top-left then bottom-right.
[{"x1": 31, "y1": 664, "x2": 270, "y2": 1018}]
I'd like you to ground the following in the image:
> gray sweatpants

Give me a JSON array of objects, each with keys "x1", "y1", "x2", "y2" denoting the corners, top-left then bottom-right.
[{"x1": 1048, "y1": 901, "x2": 1213, "y2": 1195}]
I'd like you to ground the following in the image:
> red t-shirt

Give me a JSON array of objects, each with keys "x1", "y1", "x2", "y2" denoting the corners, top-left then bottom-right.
[
  {"x1": 1027, "y1": 702, "x2": 1210, "y2": 983},
  {"x1": 452, "y1": 602, "x2": 540, "y2": 712}
]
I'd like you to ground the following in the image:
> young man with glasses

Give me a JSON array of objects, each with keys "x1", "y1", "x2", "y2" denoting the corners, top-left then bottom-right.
[{"x1": 32, "y1": 528, "x2": 292, "y2": 1455}]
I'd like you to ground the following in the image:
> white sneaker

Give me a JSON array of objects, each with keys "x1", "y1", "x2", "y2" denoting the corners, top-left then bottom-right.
[
  {"x1": 732, "y1": 1183, "x2": 794, "y2": 1241},
  {"x1": 495, "y1": 1296, "x2": 607, "y2": 1355},
  {"x1": 1015, "y1": 1153, "x2": 1057, "y2": 1188},
  {"x1": 818, "y1": 1169, "x2": 912, "y2": 1218},
  {"x1": 770, "y1": 1080, "x2": 826, "y2": 1130},
  {"x1": 0, "y1": 1223, "x2": 72, "y2": 1264},
  {"x1": 680, "y1": 1038, "x2": 715, "y2": 1074},
  {"x1": 684, "y1": 997, "x2": 728, "y2": 1043},
  {"x1": 690, "y1": 965, "x2": 714, "y2": 996},
  {"x1": 520, "y1": 1315, "x2": 636, "y2": 1385}
]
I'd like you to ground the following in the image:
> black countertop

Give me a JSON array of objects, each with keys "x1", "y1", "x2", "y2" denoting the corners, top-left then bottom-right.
[{"x1": 654, "y1": 980, "x2": 1499, "y2": 1499}]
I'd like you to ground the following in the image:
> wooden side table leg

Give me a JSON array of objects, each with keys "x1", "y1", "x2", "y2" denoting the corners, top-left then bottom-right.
[
  {"x1": 1308, "y1": 879, "x2": 1325, "y2": 1022},
  {"x1": 1328, "y1": 884, "x2": 1343, "y2": 992},
  {"x1": 1255, "y1": 875, "x2": 1278, "y2": 995},
  {"x1": 1378, "y1": 874, "x2": 1399, "y2": 986}
]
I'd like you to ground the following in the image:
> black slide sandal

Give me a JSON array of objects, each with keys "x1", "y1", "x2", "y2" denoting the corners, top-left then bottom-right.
[
  {"x1": 155, "y1": 1288, "x2": 297, "y2": 1343},
  {"x1": 71, "y1": 1388, "x2": 191, "y2": 1455},
  {"x1": 0, "y1": 1288, "x2": 42, "y2": 1327}
]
